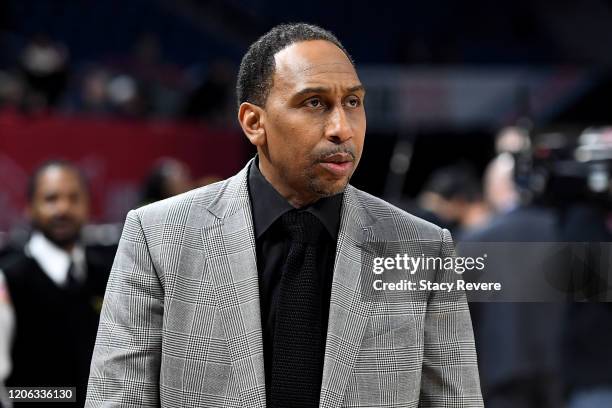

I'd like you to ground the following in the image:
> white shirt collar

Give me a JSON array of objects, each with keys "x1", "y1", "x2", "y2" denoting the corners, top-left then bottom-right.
[{"x1": 25, "y1": 231, "x2": 86, "y2": 287}]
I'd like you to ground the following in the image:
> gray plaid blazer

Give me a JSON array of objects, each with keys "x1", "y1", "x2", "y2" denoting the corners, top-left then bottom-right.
[{"x1": 86, "y1": 160, "x2": 483, "y2": 407}]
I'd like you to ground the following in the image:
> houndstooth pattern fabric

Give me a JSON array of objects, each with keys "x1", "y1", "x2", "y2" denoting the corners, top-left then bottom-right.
[{"x1": 86, "y1": 159, "x2": 483, "y2": 407}]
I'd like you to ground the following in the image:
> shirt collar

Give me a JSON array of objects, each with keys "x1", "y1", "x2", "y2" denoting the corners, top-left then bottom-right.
[
  {"x1": 248, "y1": 157, "x2": 343, "y2": 239},
  {"x1": 25, "y1": 231, "x2": 86, "y2": 286}
]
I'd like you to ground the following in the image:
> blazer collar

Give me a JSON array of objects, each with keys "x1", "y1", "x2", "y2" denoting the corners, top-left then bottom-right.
[
  {"x1": 207, "y1": 157, "x2": 377, "y2": 231},
  {"x1": 206, "y1": 158, "x2": 253, "y2": 221}
]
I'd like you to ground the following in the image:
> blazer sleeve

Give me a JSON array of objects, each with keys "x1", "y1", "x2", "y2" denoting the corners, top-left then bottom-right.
[
  {"x1": 86, "y1": 210, "x2": 164, "y2": 407},
  {"x1": 419, "y1": 228, "x2": 483, "y2": 407}
]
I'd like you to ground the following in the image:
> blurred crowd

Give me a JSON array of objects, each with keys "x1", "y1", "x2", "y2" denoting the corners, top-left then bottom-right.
[{"x1": 0, "y1": 32, "x2": 235, "y2": 123}]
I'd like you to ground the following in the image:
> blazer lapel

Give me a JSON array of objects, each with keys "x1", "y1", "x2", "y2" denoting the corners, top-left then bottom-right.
[
  {"x1": 320, "y1": 185, "x2": 377, "y2": 408},
  {"x1": 204, "y1": 160, "x2": 266, "y2": 408}
]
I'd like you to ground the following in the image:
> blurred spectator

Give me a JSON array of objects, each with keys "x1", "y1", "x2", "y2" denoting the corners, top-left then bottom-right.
[
  {"x1": 484, "y1": 153, "x2": 520, "y2": 214},
  {"x1": 495, "y1": 126, "x2": 531, "y2": 155},
  {"x1": 417, "y1": 163, "x2": 491, "y2": 235},
  {"x1": 462, "y1": 135, "x2": 565, "y2": 406},
  {"x1": 461, "y1": 205, "x2": 566, "y2": 408},
  {"x1": 78, "y1": 68, "x2": 112, "y2": 114},
  {"x1": 62, "y1": 67, "x2": 149, "y2": 117},
  {"x1": 483, "y1": 126, "x2": 530, "y2": 214},
  {"x1": 105, "y1": 73, "x2": 147, "y2": 117},
  {"x1": 19, "y1": 34, "x2": 69, "y2": 110},
  {"x1": 140, "y1": 158, "x2": 193, "y2": 205},
  {"x1": 0, "y1": 70, "x2": 26, "y2": 112},
  {"x1": 0, "y1": 160, "x2": 114, "y2": 407}
]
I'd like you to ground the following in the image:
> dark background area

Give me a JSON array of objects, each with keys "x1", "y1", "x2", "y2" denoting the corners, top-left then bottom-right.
[{"x1": 0, "y1": 0, "x2": 610, "y2": 222}]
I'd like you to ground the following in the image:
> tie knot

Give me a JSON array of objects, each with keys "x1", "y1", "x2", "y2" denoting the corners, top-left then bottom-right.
[{"x1": 280, "y1": 211, "x2": 326, "y2": 244}]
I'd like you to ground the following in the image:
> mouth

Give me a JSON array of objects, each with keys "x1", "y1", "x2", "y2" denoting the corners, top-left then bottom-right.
[
  {"x1": 50, "y1": 219, "x2": 77, "y2": 233},
  {"x1": 318, "y1": 153, "x2": 354, "y2": 177}
]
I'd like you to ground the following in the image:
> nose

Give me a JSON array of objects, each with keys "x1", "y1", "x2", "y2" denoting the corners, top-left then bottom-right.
[
  {"x1": 54, "y1": 196, "x2": 73, "y2": 215},
  {"x1": 325, "y1": 105, "x2": 352, "y2": 144}
]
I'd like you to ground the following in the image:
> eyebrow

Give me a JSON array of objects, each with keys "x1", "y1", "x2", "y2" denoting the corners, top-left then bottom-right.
[{"x1": 293, "y1": 84, "x2": 365, "y2": 98}]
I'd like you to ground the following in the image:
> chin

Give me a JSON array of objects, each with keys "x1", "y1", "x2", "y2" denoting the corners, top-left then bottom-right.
[
  {"x1": 310, "y1": 178, "x2": 349, "y2": 198},
  {"x1": 46, "y1": 231, "x2": 80, "y2": 248}
]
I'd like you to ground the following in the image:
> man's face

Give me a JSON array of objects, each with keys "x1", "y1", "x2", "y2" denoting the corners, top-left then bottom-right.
[
  {"x1": 258, "y1": 40, "x2": 366, "y2": 206},
  {"x1": 28, "y1": 166, "x2": 89, "y2": 249}
]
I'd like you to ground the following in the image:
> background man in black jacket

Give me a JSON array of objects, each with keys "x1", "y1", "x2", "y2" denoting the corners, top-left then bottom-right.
[{"x1": 0, "y1": 160, "x2": 113, "y2": 407}]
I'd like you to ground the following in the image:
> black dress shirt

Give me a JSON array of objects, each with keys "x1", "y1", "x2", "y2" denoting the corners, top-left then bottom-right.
[{"x1": 247, "y1": 158, "x2": 342, "y2": 394}]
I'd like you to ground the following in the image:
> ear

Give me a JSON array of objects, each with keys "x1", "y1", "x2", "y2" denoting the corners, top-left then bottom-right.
[{"x1": 238, "y1": 102, "x2": 266, "y2": 147}]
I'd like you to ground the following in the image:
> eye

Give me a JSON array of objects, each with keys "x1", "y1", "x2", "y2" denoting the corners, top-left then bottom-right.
[
  {"x1": 345, "y1": 95, "x2": 361, "y2": 108},
  {"x1": 304, "y1": 97, "x2": 323, "y2": 109}
]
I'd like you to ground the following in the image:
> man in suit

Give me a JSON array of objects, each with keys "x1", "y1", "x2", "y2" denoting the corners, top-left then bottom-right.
[
  {"x1": 460, "y1": 205, "x2": 567, "y2": 408},
  {"x1": 86, "y1": 23, "x2": 482, "y2": 407},
  {"x1": 0, "y1": 160, "x2": 114, "y2": 407}
]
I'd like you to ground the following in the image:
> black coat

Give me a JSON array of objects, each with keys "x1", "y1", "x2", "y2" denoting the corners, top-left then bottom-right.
[
  {"x1": 1, "y1": 245, "x2": 115, "y2": 407},
  {"x1": 460, "y1": 206, "x2": 567, "y2": 407}
]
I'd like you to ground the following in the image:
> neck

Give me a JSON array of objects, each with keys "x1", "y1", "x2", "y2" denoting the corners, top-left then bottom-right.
[
  {"x1": 258, "y1": 157, "x2": 318, "y2": 208},
  {"x1": 60, "y1": 242, "x2": 76, "y2": 252},
  {"x1": 36, "y1": 231, "x2": 77, "y2": 253}
]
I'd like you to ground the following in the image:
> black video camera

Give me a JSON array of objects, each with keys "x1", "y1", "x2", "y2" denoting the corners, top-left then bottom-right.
[{"x1": 515, "y1": 127, "x2": 612, "y2": 208}]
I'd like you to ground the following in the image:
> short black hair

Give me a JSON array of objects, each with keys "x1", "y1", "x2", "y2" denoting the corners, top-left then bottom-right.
[
  {"x1": 236, "y1": 23, "x2": 353, "y2": 109},
  {"x1": 424, "y1": 164, "x2": 483, "y2": 202},
  {"x1": 27, "y1": 159, "x2": 88, "y2": 202}
]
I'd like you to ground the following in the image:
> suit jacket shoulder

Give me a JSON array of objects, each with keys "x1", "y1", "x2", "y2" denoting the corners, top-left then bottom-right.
[
  {"x1": 134, "y1": 178, "x2": 228, "y2": 225},
  {"x1": 349, "y1": 186, "x2": 447, "y2": 243}
]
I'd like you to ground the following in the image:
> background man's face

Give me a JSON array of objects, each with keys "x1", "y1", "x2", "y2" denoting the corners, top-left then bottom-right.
[
  {"x1": 29, "y1": 166, "x2": 89, "y2": 249},
  {"x1": 259, "y1": 39, "x2": 366, "y2": 205}
]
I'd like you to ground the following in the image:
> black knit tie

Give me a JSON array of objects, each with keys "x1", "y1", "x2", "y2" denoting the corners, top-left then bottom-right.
[{"x1": 269, "y1": 210, "x2": 326, "y2": 407}]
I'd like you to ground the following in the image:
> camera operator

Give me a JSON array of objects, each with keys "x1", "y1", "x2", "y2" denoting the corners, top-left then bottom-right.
[
  {"x1": 544, "y1": 128, "x2": 612, "y2": 408},
  {"x1": 461, "y1": 127, "x2": 566, "y2": 408}
]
